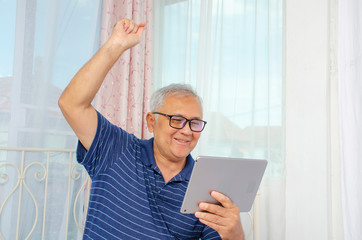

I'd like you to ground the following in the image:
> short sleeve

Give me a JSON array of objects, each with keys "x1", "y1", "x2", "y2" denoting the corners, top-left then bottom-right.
[{"x1": 76, "y1": 111, "x2": 137, "y2": 179}]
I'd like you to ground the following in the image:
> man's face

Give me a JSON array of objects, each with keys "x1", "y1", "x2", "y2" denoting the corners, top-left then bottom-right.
[{"x1": 147, "y1": 94, "x2": 203, "y2": 163}]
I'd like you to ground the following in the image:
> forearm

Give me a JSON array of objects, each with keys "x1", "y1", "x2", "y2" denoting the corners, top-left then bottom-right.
[
  {"x1": 59, "y1": 39, "x2": 125, "y2": 112},
  {"x1": 58, "y1": 19, "x2": 145, "y2": 149}
]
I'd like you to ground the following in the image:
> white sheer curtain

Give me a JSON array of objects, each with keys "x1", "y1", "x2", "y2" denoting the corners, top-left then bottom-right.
[
  {"x1": 0, "y1": 0, "x2": 101, "y2": 239},
  {"x1": 338, "y1": 0, "x2": 362, "y2": 239},
  {"x1": 153, "y1": 0, "x2": 284, "y2": 239}
]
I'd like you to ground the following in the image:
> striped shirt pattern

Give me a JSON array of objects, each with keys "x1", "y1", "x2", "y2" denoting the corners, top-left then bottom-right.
[{"x1": 77, "y1": 111, "x2": 221, "y2": 239}]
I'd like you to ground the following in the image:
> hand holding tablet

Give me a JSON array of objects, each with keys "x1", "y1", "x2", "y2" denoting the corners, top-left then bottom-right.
[{"x1": 181, "y1": 156, "x2": 268, "y2": 214}]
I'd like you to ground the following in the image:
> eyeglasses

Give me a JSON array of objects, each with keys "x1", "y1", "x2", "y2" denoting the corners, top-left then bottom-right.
[{"x1": 152, "y1": 112, "x2": 207, "y2": 132}]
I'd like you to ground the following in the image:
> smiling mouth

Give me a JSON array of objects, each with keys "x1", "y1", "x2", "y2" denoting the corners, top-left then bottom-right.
[{"x1": 174, "y1": 138, "x2": 191, "y2": 144}]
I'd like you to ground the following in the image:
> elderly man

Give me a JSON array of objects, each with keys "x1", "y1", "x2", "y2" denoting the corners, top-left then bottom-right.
[{"x1": 59, "y1": 19, "x2": 244, "y2": 239}]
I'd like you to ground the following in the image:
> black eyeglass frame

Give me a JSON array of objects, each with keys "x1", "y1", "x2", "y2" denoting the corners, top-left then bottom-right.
[{"x1": 152, "y1": 112, "x2": 207, "y2": 132}]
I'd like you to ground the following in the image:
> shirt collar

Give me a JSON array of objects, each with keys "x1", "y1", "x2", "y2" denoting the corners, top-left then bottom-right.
[{"x1": 140, "y1": 138, "x2": 195, "y2": 181}]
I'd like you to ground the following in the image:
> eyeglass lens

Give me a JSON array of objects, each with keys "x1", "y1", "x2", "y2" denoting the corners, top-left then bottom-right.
[{"x1": 170, "y1": 116, "x2": 204, "y2": 131}]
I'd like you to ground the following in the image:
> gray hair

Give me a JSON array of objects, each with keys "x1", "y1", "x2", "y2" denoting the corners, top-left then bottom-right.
[{"x1": 150, "y1": 84, "x2": 203, "y2": 112}]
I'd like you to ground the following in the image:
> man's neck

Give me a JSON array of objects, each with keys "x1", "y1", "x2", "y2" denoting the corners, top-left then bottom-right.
[{"x1": 154, "y1": 154, "x2": 186, "y2": 184}]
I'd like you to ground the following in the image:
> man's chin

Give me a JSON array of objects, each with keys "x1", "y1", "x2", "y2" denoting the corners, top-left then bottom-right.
[{"x1": 172, "y1": 149, "x2": 193, "y2": 160}]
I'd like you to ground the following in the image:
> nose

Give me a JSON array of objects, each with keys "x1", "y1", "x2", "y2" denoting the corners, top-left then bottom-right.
[{"x1": 179, "y1": 121, "x2": 193, "y2": 135}]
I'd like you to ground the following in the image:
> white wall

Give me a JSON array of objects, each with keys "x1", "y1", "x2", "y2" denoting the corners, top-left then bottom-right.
[{"x1": 285, "y1": 0, "x2": 330, "y2": 239}]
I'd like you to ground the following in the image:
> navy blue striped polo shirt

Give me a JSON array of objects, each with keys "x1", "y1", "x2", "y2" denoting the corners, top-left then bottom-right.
[{"x1": 77, "y1": 111, "x2": 221, "y2": 239}]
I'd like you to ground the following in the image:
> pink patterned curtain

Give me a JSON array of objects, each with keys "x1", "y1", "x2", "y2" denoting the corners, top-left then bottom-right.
[{"x1": 94, "y1": 0, "x2": 153, "y2": 139}]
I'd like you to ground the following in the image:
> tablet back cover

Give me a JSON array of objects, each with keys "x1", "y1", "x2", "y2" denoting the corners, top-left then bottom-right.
[{"x1": 180, "y1": 156, "x2": 267, "y2": 213}]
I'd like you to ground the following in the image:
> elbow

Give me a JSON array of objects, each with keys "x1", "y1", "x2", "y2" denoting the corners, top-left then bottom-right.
[
  {"x1": 58, "y1": 92, "x2": 67, "y2": 112},
  {"x1": 58, "y1": 91, "x2": 73, "y2": 116},
  {"x1": 58, "y1": 92, "x2": 78, "y2": 122},
  {"x1": 58, "y1": 91, "x2": 91, "y2": 117}
]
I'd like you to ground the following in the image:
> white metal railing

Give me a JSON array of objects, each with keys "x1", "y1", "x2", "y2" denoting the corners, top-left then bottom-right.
[
  {"x1": 0, "y1": 147, "x2": 90, "y2": 240},
  {"x1": 0, "y1": 147, "x2": 260, "y2": 240}
]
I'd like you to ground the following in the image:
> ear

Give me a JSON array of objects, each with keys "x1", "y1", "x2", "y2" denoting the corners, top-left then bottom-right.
[{"x1": 146, "y1": 112, "x2": 155, "y2": 133}]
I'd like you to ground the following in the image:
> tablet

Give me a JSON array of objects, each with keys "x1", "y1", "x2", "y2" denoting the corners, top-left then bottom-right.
[{"x1": 180, "y1": 156, "x2": 267, "y2": 214}]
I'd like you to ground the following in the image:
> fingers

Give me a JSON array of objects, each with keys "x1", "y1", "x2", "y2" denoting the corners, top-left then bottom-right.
[
  {"x1": 136, "y1": 22, "x2": 146, "y2": 36},
  {"x1": 198, "y1": 202, "x2": 225, "y2": 217},
  {"x1": 195, "y1": 211, "x2": 225, "y2": 227},
  {"x1": 110, "y1": 19, "x2": 146, "y2": 50},
  {"x1": 197, "y1": 191, "x2": 238, "y2": 217},
  {"x1": 120, "y1": 19, "x2": 145, "y2": 34},
  {"x1": 197, "y1": 216, "x2": 224, "y2": 234},
  {"x1": 195, "y1": 204, "x2": 243, "y2": 240},
  {"x1": 196, "y1": 191, "x2": 244, "y2": 240},
  {"x1": 210, "y1": 191, "x2": 235, "y2": 209},
  {"x1": 122, "y1": 19, "x2": 134, "y2": 33}
]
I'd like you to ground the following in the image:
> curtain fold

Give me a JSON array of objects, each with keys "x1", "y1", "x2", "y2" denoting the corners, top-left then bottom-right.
[
  {"x1": 338, "y1": 0, "x2": 362, "y2": 239},
  {"x1": 328, "y1": 0, "x2": 344, "y2": 239},
  {"x1": 94, "y1": 0, "x2": 153, "y2": 139}
]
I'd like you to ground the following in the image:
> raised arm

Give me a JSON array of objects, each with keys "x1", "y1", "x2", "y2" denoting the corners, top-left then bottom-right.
[{"x1": 58, "y1": 19, "x2": 145, "y2": 150}]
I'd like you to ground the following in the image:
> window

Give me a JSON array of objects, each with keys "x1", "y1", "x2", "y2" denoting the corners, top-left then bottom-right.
[
  {"x1": 0, "y1": 1, "x2": 101, "y2": 239},
  {"x1": 153, "y1": 0, "x2": 283, "y2": 176},
  {"x1": 0, "y1": 0, "x2": 101, "y2": 149}
]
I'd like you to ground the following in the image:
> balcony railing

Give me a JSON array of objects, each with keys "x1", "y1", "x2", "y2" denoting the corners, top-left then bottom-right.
[
  {"x1": 0, "y1": 147, "x2": 90, "y2": 240},
  {"x1": 0, "y1": 147, "x2": 260, "y2": 240}
]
